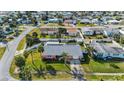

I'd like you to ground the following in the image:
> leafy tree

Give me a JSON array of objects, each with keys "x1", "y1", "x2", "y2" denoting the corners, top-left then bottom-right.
[
  {"x1": 23, "y1": 50, "x2": 30, "y2": 59},
  {"x1": 26, "y1": 34, "x2": 33, "y2": 47},
  {"x1": 32, "y1": 32, "x2": 38, "y2": 38},
  {"x1": 15, "y1": 56, "x2": 25, "y2": 68},
  {"x1": 61, "y1": 52, "x2": 68, "y2": 64},
  {"x1": 19, "y1": 66, "x2": 32, "y2": 81}
]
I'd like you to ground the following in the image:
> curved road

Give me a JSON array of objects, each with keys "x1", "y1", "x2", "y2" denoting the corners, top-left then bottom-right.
[{"x1": 0, "y1": 26, "x2": 35, "y2": 81}]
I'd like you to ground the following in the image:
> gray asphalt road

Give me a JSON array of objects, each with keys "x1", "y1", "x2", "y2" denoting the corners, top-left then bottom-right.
[{"x1": 0, "y1": 26, "x2": 35, "y2": 81}]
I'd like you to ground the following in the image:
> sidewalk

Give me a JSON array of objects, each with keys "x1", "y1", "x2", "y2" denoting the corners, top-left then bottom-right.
[{"x1": 86, "y1": 73, "x2": 124, "y2": 76}]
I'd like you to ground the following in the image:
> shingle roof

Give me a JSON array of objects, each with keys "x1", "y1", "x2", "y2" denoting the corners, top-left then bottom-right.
[
  {"x1": 92, "y1": 42, "x2": 124, "y2": 54},
  {"x1": 67, "y1": 28, "x2": 77, "y2": 32},
  {"x1": 43, "y1": 43, "x2": 83, "y2": 58}
]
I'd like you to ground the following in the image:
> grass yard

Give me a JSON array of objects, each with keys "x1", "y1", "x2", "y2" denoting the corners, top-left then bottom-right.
[
  {"x1": 17, "y1": 37, "x2": 26, "y2": 51},
  {"x1": 77, "y1": 23, "x2": 96, "y2": 27},
  {"x1": 26, "y1": 49, "x2": 70, "y2": 71},
  {"x1": 82, "y1": 57, "x2": 124, "y2": 73},
  {"x1": 10, "y1": 49, "x2": 71, "y2": 80},
  {"x1": 84, "y1": 34, "x2": 105, "y2": 39},
  {"x1": 0, "y1": 47, "x2": 6, "y2": 59},
  {"x1": 85, "y1": 75, "x2": 124, "y2": 81},
  {"x1": 32, "y1": 72, "x2": 72, "y2": 80}
]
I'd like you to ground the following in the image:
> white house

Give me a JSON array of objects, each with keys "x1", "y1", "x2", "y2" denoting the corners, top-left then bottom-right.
[
  {"x1": 103, "y1": 28, "x2": 120, "y2": 37},
  {"x1": 66, "y1": 28, "x2": 78, "y2": 36},
  {"x1": 82, "y1": 27, "x2": 104, "y2": 36},
  {"x1": 107, "y1": 20, "x2": 120, "y2": 25},
  {"x1": 41, "y1": 27, "x2": 58, "y2": 35},
  {"x1": 82, "y1": 27, "x2": 94, "y2": 35},
  {"x1": 90, "y1": 39, "x2": 124, "y2": 60},
  {"x1": 80, "y1": 19, "x2": 91, "y2": 24}
]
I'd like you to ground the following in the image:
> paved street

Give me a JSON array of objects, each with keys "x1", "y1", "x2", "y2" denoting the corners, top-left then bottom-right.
[{"x1": 0, "y1": 26, "x2": 35, "y2": 81}]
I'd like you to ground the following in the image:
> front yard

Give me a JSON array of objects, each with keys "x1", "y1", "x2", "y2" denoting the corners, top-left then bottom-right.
[
  {"x1": 83, "y1": 34, "x2": 106, "y2": 39},
  {"x1": 10, "y1": 49, "x2": 71, "y2": 80},
  {"x1": 82, "y1": 56, "x2": 124, "y2": 73}
]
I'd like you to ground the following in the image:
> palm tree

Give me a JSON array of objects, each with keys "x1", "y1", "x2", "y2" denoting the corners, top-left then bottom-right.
[
  {"x1": 37, "y1": 44, "x2": 44, "y2": 61},
  {"x1": 37, "y1": 44, "x2": 47, "y2": 73},
  {"x1": 29, "y1": 49, "x2": 35, "y2": 65},
  {"x1": 26, "y1": 34, "x2": 33, "y2": 47},
  {"x1": 19, "y1": 66, "x2": 32, "y2": 81},
  {"x1": 23, "y1": 50, "x2": 30, "y2": 59},
  {"x1": 61, "y1": 52, "x2": 68, "y2": 65}
]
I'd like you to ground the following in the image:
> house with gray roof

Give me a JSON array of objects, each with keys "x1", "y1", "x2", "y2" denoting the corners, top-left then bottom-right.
[
  {"x1": 42, "y1": 42, "x2": 83, "y2": 61},
  {"x1": 90, "y1": 39, "x2": 124, "y2": 60}
]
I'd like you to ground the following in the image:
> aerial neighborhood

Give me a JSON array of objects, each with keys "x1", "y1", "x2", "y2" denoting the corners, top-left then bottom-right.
[{"x1": 1, "y1": 11, "x2": 124, "y2": 81}]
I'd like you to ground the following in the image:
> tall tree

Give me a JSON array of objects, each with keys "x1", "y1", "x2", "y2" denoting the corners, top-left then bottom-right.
[
  {"x1": 23, "y1": 50, "x2": 30, "y2": 59},
  {"x1": 15, "y1": 56, "x2": 25, "y2": 68},
  {"x1": 61, "y1": 52, "x2": 68, "y2": 65},
  {"x1": 37, "y1": 44, "x2": 47, "y2": 73},
  {"x1": 19, "y1": 66, "x2": 32, "y2": 81},
  {"x1": 32, "y1": 32, "x2": 38, "y2": 38},
  {"x1": 26, "y1": 34, "x2": 33, "y2": 47}
]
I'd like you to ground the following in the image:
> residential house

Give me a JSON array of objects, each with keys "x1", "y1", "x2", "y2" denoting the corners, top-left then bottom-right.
[
  {"x1": 80, "y1": 19, "x2": 91, "y2": 24},
  {"x1": 41, "y1": 27, "x2": 58, "y2": 35},
  {"x1": 90, "y1": 39, "x2": 124, "y2": 60},
  {"x1": 107, "y1": 20, "x2": 120, "y2": 25},
  {"x1": 82, "y1": 27, "x2": 104, "y2": 36},
  {"x1": 66, "y1": 28, "x2": 78, "y2": 36},
  {"x1": 82, "y1": 27, "x2": 94, "y2": 35},
  {"x1": 42, "y1": 42, "x2": 83, "y2": 61},
  {"x1": 103, "y1": 28, "x2": 120, "y2": 37}
]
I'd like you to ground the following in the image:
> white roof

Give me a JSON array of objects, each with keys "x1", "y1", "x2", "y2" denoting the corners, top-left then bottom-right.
[{"x1": 119, "y1": 30, "x2": 124, "y2": 35}]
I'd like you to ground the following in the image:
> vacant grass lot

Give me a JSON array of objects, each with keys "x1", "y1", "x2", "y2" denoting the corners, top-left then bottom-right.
[
  {"x1": 0, "y1": 47, "x2": 6, "y2": 59},
  {"x1": 10, "y1": 49, "x2": 71, "y2": 80},
  {"x1": 82, "y1": 57, "x2": 124, "y2": 73}
]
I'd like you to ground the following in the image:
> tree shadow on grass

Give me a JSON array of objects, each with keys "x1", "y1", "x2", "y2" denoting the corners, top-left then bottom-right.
[{"x1": 46, "y1": 65, "x2": 57, "y2": 76}]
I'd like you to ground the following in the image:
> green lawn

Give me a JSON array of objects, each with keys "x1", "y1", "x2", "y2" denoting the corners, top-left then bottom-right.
[
  {"x1": 17, "y1": 37, "x2": 26, "y2": 51},
  {"x1": 84, "y1": 34, "x2": 105, "y2": 39},
  {"x1": 82, "y1": 57, "x2": 124, "y2": 73},
  {"x1": 32, "y1": 72, "x2": 72, "y2": 80},
  {"x1": 0, "y1": 47, "x2": 6, "y2": 59},
  {"x1": 10, "y1": 49, "x2": 71, "y2": 80},
  {"x1": 85, "y1": 75, "x2": 124, "y2": 81},
  {"x1": 77, "y1": 23, "x2": 96, "y2": 27},
  {"x1": 29, "y1": 28, "x2": 41, "y2": 38}
]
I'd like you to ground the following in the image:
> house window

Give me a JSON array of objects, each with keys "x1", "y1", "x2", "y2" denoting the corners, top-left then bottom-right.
[
  {"x1": 108, "y1": 53, "x2": 110, "y2": 56},
  {"x1": 98, "y1": 53, "x2": 103, "y2": 57},
  {"x1": 113, "y1": 54, "x2": 119, "y2": 56}
]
